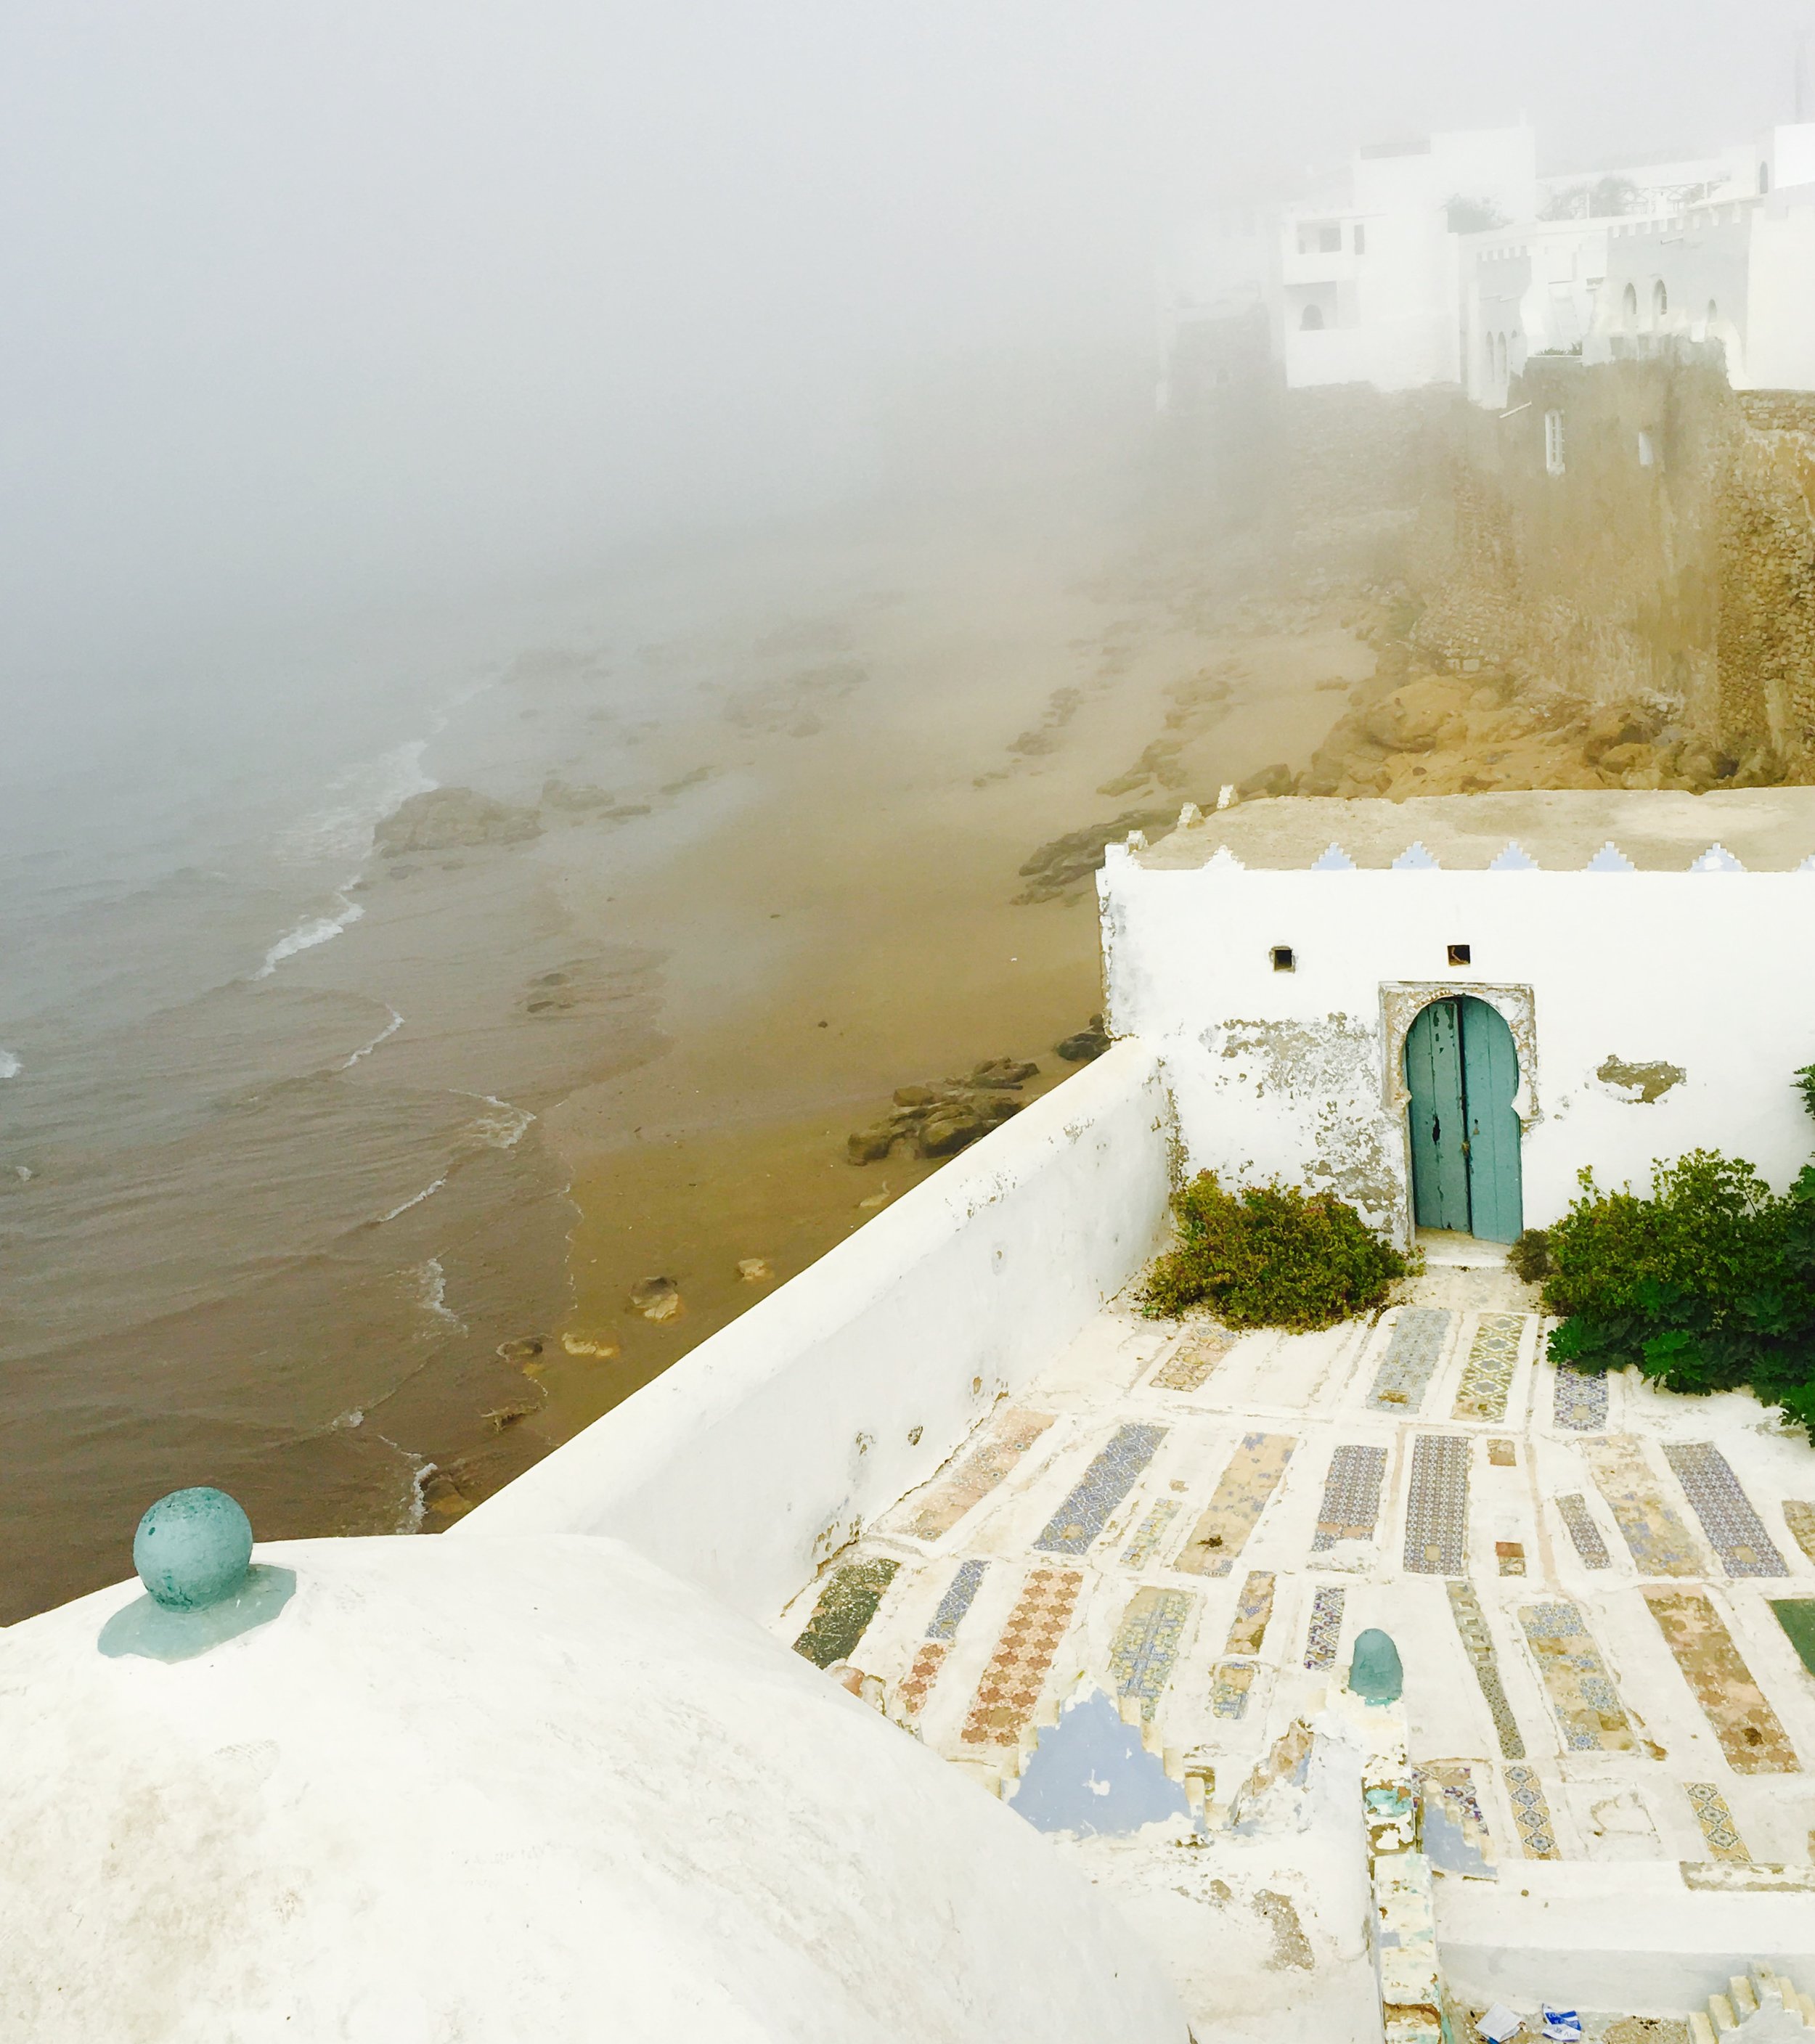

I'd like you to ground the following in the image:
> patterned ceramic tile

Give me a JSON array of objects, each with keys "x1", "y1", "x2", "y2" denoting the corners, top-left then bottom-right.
[
  {"x1": 898, "y1": 1640, "x2": 950, "y2": 1717},
  {"x1": 1496, "y1": 1541, "x2": 1527, "y2": 1576},
  {"x1": 1417, "y1": 1762, "x2": 1496, "y2": 1875},
  {"x1": 1304, "y1": 1585, "x2": 1345, "y2": 1671},
  {"x1": 1586, "y1": 1436, "x2": 1702, "y2": 1577},
  {"x1": 1151, "y1": 1329, "x2": 1234, "y2": 1392},
  {"x1": 1663, "y1": 1442, "x2": 1790, "y2": 1577},
  {"x1": 1453, "y1": 1313, "x2": 1526, "y2": 1422},
  {"x1": 1403, "y1": 1433, "x2": 1470, "y2": 1574},
  {"x1": 1311, "y1": 1443, "x2": 1388, "y2": 1551},
  {"x1": 1519, "y1": 1599, "x2": 1635, "y2": 1753},
  {"x1": 960, "y1": 1566, "x2": 1083, "y2": 1746},
  {"x1": 1684, "y1": 1780, "x2": 1751, "y2": 1860},
  {"x1": 1119, "y1": 1497, "x2": 1181, "y2": 1570},
  {"x1": 793, "y1": 1558, "x2": 901, "y2": 1668},
  {"x1": 1225, "y1": 1571, "x2": 1276, "y2": 1653},
  {"x1": 1174, "y1": 1431, "x2": 1296, "y2": 1577},
  {"x1": 1770, "y1": 1597, "x2": 1815, "y2": 1677},
  {"x1": 1448, "y1": 1581, "x2": 1525, "y2": 1760},
  {"x1": 902, "y1": 1408, "x2": 1056, "y2": 1541},
  {"x1": 1034, "y1": 1422, "x2": 1168, "y2": 1556},
  {"x1": 1487, "y1": 1439, "x2": 1517, "y2": 1467},
  {"x1": 1367, "y1": 1308, "x2": 1452, "y2": 1413},
  {"x1": 1553, "y1": 1365, "x2": 1609, "y2": 1431},
  {"x1": 926, "y1": 1557, "x2": 990, "y2": 1641},
  {"x1": 1784, "y1": 1501, "x2": 1815, "y2": 1565},
  {"x1": 1644, "y1": 1589, "x2": 1800, "y2": 1773},
  {"x1": 1555, "y1": 1493, "x2": 1611, "y2": 1569},
  {"x1": 1109, "y1": 1586, "x2": 1196, "y2": 1723},
  {"x1": 1210, "y1": 1659, "x2": 1257, "y2": 1720},
  {"x1": 1502, "y1": 1764, "x2": 1561, "y2": 1859}
]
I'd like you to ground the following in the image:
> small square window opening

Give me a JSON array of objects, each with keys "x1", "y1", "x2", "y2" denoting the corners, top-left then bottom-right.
[
  {"x1": 1447, "y1": 943, "x2": 1472, "y2": 966},
  {"x1": 1270, "y1": 946, "x2": 1296, "y2": 973}
]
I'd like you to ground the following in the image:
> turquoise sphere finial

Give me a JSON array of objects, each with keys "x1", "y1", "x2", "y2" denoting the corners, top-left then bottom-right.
[
  {"x1": 1347, "y1": 1627, "x2": 1404, "y2": 1706},
  {"x1": 133, "y1": 1488, "x2": 254, "y2": 1611}
]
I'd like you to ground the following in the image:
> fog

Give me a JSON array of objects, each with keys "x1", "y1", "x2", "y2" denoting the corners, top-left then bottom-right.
[{"x1": 0, "y1": 0, "x2": 1806, "y2": 710}]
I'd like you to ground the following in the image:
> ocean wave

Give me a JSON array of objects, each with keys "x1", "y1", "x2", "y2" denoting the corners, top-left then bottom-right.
[
  {"x1": 0, "y1": 1050, "x2": 19, "y2": 1079},
  {"x1": 255, "y1": 888, "x2": 364, "y2": 980},
  {"x1": 462, "y1": 1091, "x2": 536, "y2": 1150},
  {"x1": 380, "y1": 1172, "x2": 448, "y2": 1223},
  {"x1": 340, "y1": 1005, "x2": 404, "y2": 1069},
  {"x1": 410, "y1": 1256, "x2": 465, "y2": 1331},
  {"x1": 277, "y1": 737, "x2": 439, "y2": 867}
]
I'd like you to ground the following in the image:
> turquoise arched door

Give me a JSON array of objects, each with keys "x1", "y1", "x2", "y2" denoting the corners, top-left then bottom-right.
[{"x1": 1404, "y1": 997, "x2": 1523, "y2": 1243}]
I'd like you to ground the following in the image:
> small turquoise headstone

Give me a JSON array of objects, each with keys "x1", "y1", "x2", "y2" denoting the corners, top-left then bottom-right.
[
  {"x1": 134, "y1": 1487, "x2": 253, "y2": 1610},
  {"x1": 1347, "y1": 1627, "x2": 1404, "y2": 1706}
]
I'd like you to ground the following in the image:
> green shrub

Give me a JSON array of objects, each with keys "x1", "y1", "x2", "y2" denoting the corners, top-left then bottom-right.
[
  {"x1": 1507, "y1": 1228, "x2": 1551, "y2": 1283},
  {"x1": 1138, "y1": 1171, "x2": 1408, "y2": 1330}
]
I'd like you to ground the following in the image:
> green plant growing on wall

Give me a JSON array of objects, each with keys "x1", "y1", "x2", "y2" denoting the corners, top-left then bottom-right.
[
  {"x1": 1543, "y1": 1065, "x2": 1815, "y2": 1434},
  {"x1": 1138, "y1": 1172, "x2": 1407, "y2": 1330}
]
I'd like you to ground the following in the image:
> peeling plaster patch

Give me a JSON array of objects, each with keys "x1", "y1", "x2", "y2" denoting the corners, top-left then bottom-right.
[
  {"x1": 1006, "y1": 1686, "x2": 1191, "y2": 1838},
  {"x1": 1252, "y1": 1890, "x2": 1314, "y2": 1970},
  {"x1": 1596, "y1": 1055, "x2": 1686, "y2": 1103}
]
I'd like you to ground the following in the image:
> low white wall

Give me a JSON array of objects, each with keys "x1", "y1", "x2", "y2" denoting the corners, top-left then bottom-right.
[
  {"x1": 457, "y1": 1040, "x2": 1175, "y2": 1621},
  {"x1": 1101, "y1": 852, "x2": 1815, "y2": 1243}
]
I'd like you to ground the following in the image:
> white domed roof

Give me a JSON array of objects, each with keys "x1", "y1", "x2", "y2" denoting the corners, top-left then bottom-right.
[{"x1": 0, "y1": 1532, "x2": 1186, "y2": 2043}]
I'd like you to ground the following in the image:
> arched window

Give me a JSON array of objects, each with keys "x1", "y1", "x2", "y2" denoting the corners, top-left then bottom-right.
[
  {"x1": 1706, "y1": 298, "x2": 1719, "y2": 330},
  {"x1": 1652, "y1": 279, "x2": 1668, "y2": 322},
  {"x1": 1623, "y1": 282, "x2": 1638, "y2": 327},
  {"x1": 1300, "y1": 303, "x2": 1324, "y2": 331}
]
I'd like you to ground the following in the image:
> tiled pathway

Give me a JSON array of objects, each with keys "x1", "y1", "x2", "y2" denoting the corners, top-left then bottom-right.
[{"x1": 778, "y1": 1267, "x2": 1815, "y2": 1876}]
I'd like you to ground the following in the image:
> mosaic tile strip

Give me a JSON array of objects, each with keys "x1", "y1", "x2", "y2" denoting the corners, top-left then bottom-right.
[
  {"x1": 1310, "y1": 1443, "x2": 1388, "y2": 1551},
  {"x1": 1211, "y1": 1659, "x2": 1257, "y2": 1720},
  {"x1": 1174, "y1": 1431, "x2": 1296, "y2": 1577},
  {"x1": 1553, "y1": 1364, "x2": 1608, "y2": 1431},
  {"x1": 793, "y1": 1558, "x2": 901, "y2": 1669},
  {"x1": 1586, "y1": 1436, "x2": 1702, "y2": 1577},
  {"x1": 1784, "y1": 1501, "x2": 1815, "y2": 1565},
  {"x1": 1034, "y1": 1422, "x2": 1168, "y2": 1556},
  {"x1": 1366, "y1": 1308, "x2": 1451, "y2": 1413},
  {"x1": 1684, "y1": 1780, "x2": 1751, "y2": 1861},
  {"x1": 904, "y1": 1407, "x2": 1056, "y2": 1541},
  {"x1": 898, "y1": 1640, "x2": 949, "y2": 1717},
  {"x1": 1663, "y1": 1442, "x2": 1790, "y2": 1577},
  {"x1": 1770, "y1": 1598, "x2": 1815, "y2": 1677},
  {"x1": 1503, "y1": 1764, "x2": 1560, "y2": 1859},
  {"x1": 1225, "y1": 1571, "x2": 1276, "y2": 1653},
  {"x1": 1453, "y1": 1313, "x2": 1526, "y2": 1422},
  {"x1": 1403, "y1": 1433, "x2": 1470, "y2": 1575},
  {"x1": 1518, "y1": 1599, "x2": 1635, "y2": 1753},
  {"x1": 1417, "y1": 1763, "x2": 1496, "y2": 1876},
  {"x1": 926, "y1": 1557, "x2": 990, "y2": 1641},
  {"x1": 1151, "y1": 1328, "x2": 1234, "y2": 1392},
  {"x1": 1496, "y1": 1541, "x2": 1527, "y2": 1576},
  {"x1": 1556, "y1": 1493, "x2": 1611, "y2": 1570},
  {"x1": 1644, "y1": 1588, "x2": 1800, "y2": 1773},
  {"x1": 1304, "y1": 1585, "x2": 1345, "y2": 1671},
  {"x1": 1109, "y1": 1587, "x2": 1196, "y2": 1724},
  {"x1": 960, "y1": 1566, "x2": 1083, "y2": 1747},
  {"x1": 1119, "y1": 1497, "x2": 1181, "y2": 1571},
  {"x1": 1448, "y1": 1580, "x2": 1525, "y2": 1760}
]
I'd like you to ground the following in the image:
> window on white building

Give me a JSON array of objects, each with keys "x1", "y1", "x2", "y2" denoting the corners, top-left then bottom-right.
[
  {"x1": 1300, "y1": 303, "x2": 1324, "y2": 330},
  {"x1": 1622, "y1": 282, "x2": 1638, "y2": 327},
  {"x1": 1760, "y1": 163, "x2": 1771, "y2": 195},
  {"x1": 1545, "y1": 409, "x2": 1566, "y2": 476},
  {"x1": 1652, "y1": 279, "x2": 1668, "y2": 322},
  {"x1": 1353, "y1": 223, "x2": 1366, "y2": 256}
]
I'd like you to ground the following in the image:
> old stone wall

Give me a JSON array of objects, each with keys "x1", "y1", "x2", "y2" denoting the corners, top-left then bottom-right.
[{"x1": 1720, "y1": 398, "x2": 1815, "y2": 774}]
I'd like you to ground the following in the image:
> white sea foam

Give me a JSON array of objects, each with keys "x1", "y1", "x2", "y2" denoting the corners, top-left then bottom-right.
[
  {"x1": 462, "y1": 1091, "x2": 536, "y2": 1149},
  {"x1": 278, "y1": 737, "x2": 439, "y2": 866},
  {"x1": 411, "y1": 1256, "x2": 465, "y2": 1330},
  {"x1": 340, "y1": 1005, "x2": 404, "y2": 1069},
  {"x1": 256, "y1": 888, "x2": 365, "y2": 979},
  {"x1": 0, "y1": 1050, "x2": 19, "y2": 1079},
  {"x1": 380, "y1": 1173, "x2": 448, "y2": 1223}
]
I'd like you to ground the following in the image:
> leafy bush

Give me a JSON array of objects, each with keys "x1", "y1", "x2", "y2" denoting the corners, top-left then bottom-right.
[
  {"x1": 1507, "y1": 1228, "x2": 1551, "y2": 1283},
  {"x1": 1542, "y1": 1092, "x2": 1815, "y2": 1435},
  {"x1": 1138, "y1": 1172, "x2": 1408, "y2": 1330}
]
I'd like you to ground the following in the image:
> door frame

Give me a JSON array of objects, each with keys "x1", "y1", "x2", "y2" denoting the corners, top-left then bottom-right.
[{"x1": 1380, "y1": 981, "x2": 1539, "y2": 1247}]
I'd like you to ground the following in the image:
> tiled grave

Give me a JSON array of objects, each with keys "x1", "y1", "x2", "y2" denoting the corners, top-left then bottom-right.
[
  {"x1": 1310, "y1": 1442, "x2": 1388, "y2": 1551},
  {"x1": 1586, "y1": 1436, "x2": 1702, "y2": 1577},
  {"x1": 1367, "y1": 1309, "x2": 1451, "y2": 1413},
  {"x1": 1403, "y1": 1433, "x2": 1470, "y2": 1574},
  {"x1": 1519, "y1": 1599, "x2": 1636, "y2": 1753},
  {"x1": 1225, "y1": 1571, "x2": 1275, "y2": 1653},
  {"x1": 1502, "y1": 1764, "x2": 1560, "y2": 1859},
  {"x1": 902, "y1": 1408, "x2": 1055, "y2": 1541},
  {"x1": 1035, "y1": 1422, "x2": 1167, "y2": 1556},
  {"x1": 1150, "y1": 1329, "x2": 1233, "y2": 1393},
  {"x1": 1554, "y1": 1365, "x2": 1609, "y2": 1431},
  {"x1": 1419, "y1": 1763, "x2": 1496, "y2": 1875},
  {"x1": 1119, "y1": 1498, "x2": 1180, "y2": 1570},
  {"x1": 1644, "y1": 1589, "x2": 1800, "y2": 1773},
  {"x1": 793, "y1": 1558, "x2": 901, "y2": 1668},
  {"x1": 961, "y1": 1566, "x2": 1082, "y2": 1747},
  {"x1": 1448, "y1": 1581, "x2": 1525, "y2": 1759},
  {"x1": 1684, "y1": 1781, "x2": 1750, "y2": 1860},
  {"x1": 1108, "y1": 1586, "x2": 1194, "y2": 1723},
  {"x1": 1555, "y1": 1493, "x2": 1611, "y2": 1569},
  {"x1": 1487, "y1": 1439, "x2": 1517, "y2": 1467},
  {"x1": 900, "y1": 1640, "x2": 950, "y2": 1715},
  {"x1": 1453, "y1": 1313, "x2": 1525, "y2": 1422},
  {"x1": 1303, "y1": 1585, "x2": 1345, "y2": 1671},
  {"x1": 1662, "y1": 1442, "x2": 1790, "y2": 1577},
  {"x1": 1210, "y1": 1659, "x2": 1257, "y2": 1720},
  {"x1": 1174, "y1": 1431, "x2": 1295, "y2": 1577},
  {"x1": 1496, "y1": 1541, "x2": 1526, "y2": 1576},
  {"x1": 926, "y1": 1557, "x2": 990, "y2": 1640}
]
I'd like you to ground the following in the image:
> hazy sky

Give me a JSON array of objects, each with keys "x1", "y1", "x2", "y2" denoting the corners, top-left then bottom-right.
[{"x1": 0, "y1": 1, "x2": 1807, "y2": 687}]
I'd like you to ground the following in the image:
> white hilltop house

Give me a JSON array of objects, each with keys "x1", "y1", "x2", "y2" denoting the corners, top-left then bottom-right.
[{"x1": 10, "y1": 788, "x2": 1815, "y2": 2041}]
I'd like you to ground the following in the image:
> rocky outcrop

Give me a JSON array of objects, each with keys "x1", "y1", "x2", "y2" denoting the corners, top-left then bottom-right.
[
  {"x1": 846, "y1": 1060, "x2": 1041, "y2": 1165},
  {"x1": 1015, "y1": 809, "x2": 1177, "y2": 904},
  {"x1": 376, "y1": 788, "x2": 542, "y2": 857}
]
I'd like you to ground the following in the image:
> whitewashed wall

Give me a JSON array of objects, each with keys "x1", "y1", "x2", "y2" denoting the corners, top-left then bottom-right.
[
  {"x1": 1101, "y1": 846, "x2": 1815, "y2": 1244},
  {"x1": 458, "y1": 1042, "x2": 1175, "y2": 1620}
]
